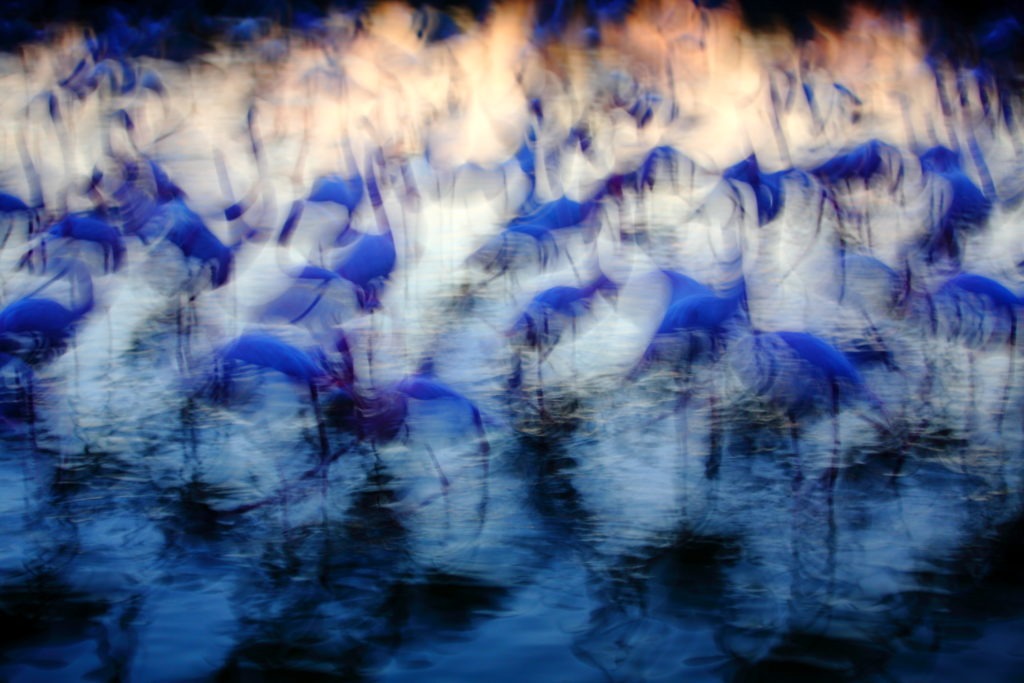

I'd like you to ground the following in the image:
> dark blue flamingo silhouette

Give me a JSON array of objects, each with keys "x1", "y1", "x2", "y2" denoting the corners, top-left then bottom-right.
[
  {"x1": 810, "y1": 138, "x2": 904, "y2": 251},
  {"x1": 509, "y1": 192, "x2": 600, "y2": 235},
  {"x1": 0, "y1": 193, "x2": 31, "y2": 216},
  {"x1": 217, "y1": 333, "x2": 326, "y2": 383},
  {"x1": 209, "y1": 332, "x2": 333, "y2": 460},
  {"x1": 0, "y1": 259, "x2": 92, "y2": 438},
  {"x1": 332, "y1": 228, "x2": 396, "y2": 311},
  {"x1": 0, "y1": 255, "x2": 93, "y2": 442},
  {"x1": 0, "y1": 257, "x2": 94, "y2": 365},
  {"x1": 331, "y1": 158, "x2": 396, "y2": 311},
  {"x1": 626, "y1": 269, "x2": 716, "y2": 373},
  {"x1": 257, "y1": 195, "x2": 361, "y2": 382},
  {"x1": 471, "y1": 181, "x2": 611, "y2": 275},
  {"x1": 661, "y1": 269, "x2": 713, "y2": 302},
  {"x1": 68, "y1": 58, "x2": 125, "y2": 96},
  {"x1": 113, "y1": 180, "x2": 237, "y2": 369},
  {"x1": 308, "y1": 173, "x2": 365, "y2": 213},
  {"x1": 917, "y1": 146, "x2": 991, "y2": 264},
  {"x1": 726, "y1": 325, "x2": 890, "y2": 601},
  {"x1": 931, "y1": 272, "x2": 1022, "y2": 430},
  {"x1": 509, "y1": 273, "x2": 618, "y2": 356},
  {"x1": 142, "y1": 157, "x2": 186, "y2": 202},
  {"x1": 35, "y1": 213, "x2": 126, "y2": 273},
  {"x1": 135, "y1": 199, "x2": 234, "y2": 290},
  {"x1": 306, "y1": 137, "x2": 365, "y2": 232},
  {"x1": 394, "y1": 366, "x2": 492, "y2": 517},
  {"x1": 213, "y1": 348, "x2": 489, "y2": 520},
  {"x1": 197, "y1": 332, "x2": 356, "y2": 514},
  {"x1": 734, "y1": 329, "x2": 890, "y2": 494},
  {"x1": 513, "y1": 133, "x2": 538, "y2": 203},
  {"x1": 926, "y1": 272, "x2": 1021, "y2": 342},
  {"x1": 321, "y1": 356, "x2": 495, "y2": 526},
  {"x1": 723, "y1": 155, "x2": 796, "y2": 226},
  {"x1": 629, "y1": 145, "x2": 699, "y2": 195},
  {"x1": 112, "y1": 155, "x2": 186, "y2": 235},
  {"x1": 655, "y1": 279, "x2": 747, "y2": 339},
  {"x1": 633, "y1": 275, "x2": 747, "y2": 477},
  {"x1": 508, "y1": 272, "x2": 617, "y2": 415},
  {"x1": 255, "y1": 200, "x2": 360, "y2": 330}
]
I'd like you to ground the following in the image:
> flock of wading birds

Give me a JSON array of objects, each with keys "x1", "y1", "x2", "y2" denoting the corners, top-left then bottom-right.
[{"x1": 1, "y1": 12, "x2": 1023, "y2": 516}]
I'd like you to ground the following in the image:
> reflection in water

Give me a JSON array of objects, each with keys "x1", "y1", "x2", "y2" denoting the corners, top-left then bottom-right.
[{"x1": 0, "y1": 2, "x2": 1023, "y2": 680}]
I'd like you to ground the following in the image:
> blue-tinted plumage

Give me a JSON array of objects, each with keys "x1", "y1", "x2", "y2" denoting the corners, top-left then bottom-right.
[
  {"x1": 275, "y1": 200, "x2": 306, "y2": 247},
  {"x1": 398, "y1": 373, "x2": 471, "y2": 403},
  {"x1": 918, "y1": 146, "x2": 991, "y2": 262},
  {"x1": 942, "y1": 273, "x2": 1021, "y2": 309},
  {"x1": 520, "y1": 275, "x2": 615, "y2": 319},
  {"x1": 510, "y1": 274, "x2": 617, "y2": 354},
  {"x1": 776, "y1": 331, "x2": 864, "y2": 386},
  {"x1": 291, "y1": 264, "x2": 340, "y2": 283},
  {"x1": 657, "y1": 289, "x2": 744, "y2": 336},
  {"x1": 308, "y1": 173, "x2": 364, "y2": 212},
  {"x1": 811, "y1": 139, "x2": 901, "y2": 186},
  {"x1": 838, "y1": 252, "x2": 903, "y2": 308},
  {"x1": 662, "y1": 270, "x2": 712, "y2": 302},
  {"x1": 330, "y1": 158, "x2": 396, "y2": 310},
  {"x1": 145, "y1": 159, "x2": 183, "y2": 201},
  {"x1": 508, "y1": 195, "x2": 596, "y2": 235},
  {"x1": 0, "y1": 298, "x2": 89, "y2": 340},
  {"x1": 140, "y1": 200, "x2": 233, "y2": 288},
  {"x1": 332, "y1": 228, "x2": 395, "y2": 310},
  {"x1": 931, "y1": 272, "x2": 1021, "y2": 347},
  {"x1": 207, "y1": 332, "x2": 335, "y2": 466},
  {"x1": 0, "y1": 193, "x2": 29, "y2": 214},
  {"x1": 395, "y1": 367, "x2": 491, "y2": 504},
  {"x1": 515, "y1": 138, "x2": 536, "y2": 178},
  {"x1": 59, "y1": 59, "x2": 94, "y2": 98},
  {"x1": 631, "y1": 145, "x2": 695, "y2": 193},
  {"x1": 259, "y1": 267, "x2": 350, "y2": 328},
  {"x1": 0, "y1": 259, "x2": 94, "y2": 362},
  {"x1": 734, "y1": 330, "x2": 884, "y2": 423},
  {"x1": 227, "y1": 18, "x2": 263, "y2": 45},
  {"x1": 626, "y1": 93, "x2": 658, "y2": 127},
  {"x1": 48, "y1": 214, "x2": 126, "y2": 272},
  {"x1": 218, "y1": 334, "x2": 325, "y2": 383},
  {"x1": 723, "y1": 155, "x2": 795, "y2": 225},
  {"x1": 920, "y1": 270, "x2": 1022, "y2": 432},
  {"x1": 638, "y1": 275, "x2": 744, "y2": 369}
]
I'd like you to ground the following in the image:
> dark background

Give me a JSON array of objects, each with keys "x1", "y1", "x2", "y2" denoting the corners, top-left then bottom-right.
[{"x1": 2, "y1": 0, "x2": 1023, "y2": 52}]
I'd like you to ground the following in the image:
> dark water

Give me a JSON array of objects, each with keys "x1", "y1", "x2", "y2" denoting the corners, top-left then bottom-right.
[{"x1": 2, "y1": 320, "x2": 1022, "y2": 681}]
